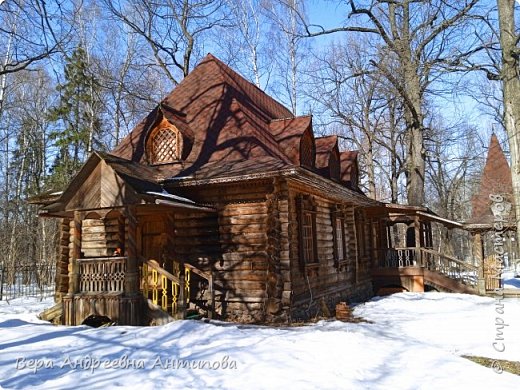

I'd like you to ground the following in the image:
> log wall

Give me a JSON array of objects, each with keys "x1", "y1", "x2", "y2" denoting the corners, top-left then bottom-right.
[
  {"x1": 287, "y1": 182, "x2": 372, "y2": 320},
  {"x1": 172, "y1": 181, "x2": 273, "y2": 322},
  {"x1": 81, "y1": 213, "x2": 123, "y2": 258}
]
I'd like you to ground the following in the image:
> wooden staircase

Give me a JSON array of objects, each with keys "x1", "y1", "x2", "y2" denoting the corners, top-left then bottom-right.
[
  {"x1": 140, "y1": 259, "x2": 222, "y2": 324},
  {"x1": 372, "y1": 247, "x2": 481, "y2": 295}
]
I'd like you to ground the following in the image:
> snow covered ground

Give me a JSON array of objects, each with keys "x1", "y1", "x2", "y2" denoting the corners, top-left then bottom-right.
[
  {"x1": 503, "y1": 270, "x2": 520, "y2": 289},
  {"x1": 1, "y1": 293, "x2": 519, "y2": 390}
]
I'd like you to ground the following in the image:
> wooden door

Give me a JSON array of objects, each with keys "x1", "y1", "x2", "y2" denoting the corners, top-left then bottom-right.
[{"x1": 141, "y1": 217, "x2": 167, "y2": 264}]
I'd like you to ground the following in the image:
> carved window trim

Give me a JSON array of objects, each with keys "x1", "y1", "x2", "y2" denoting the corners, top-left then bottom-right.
[
  {"x1": 148, "y1": 125, "x2": 182, "y2": 164},
  {"x1": 296, "y1": 194, "x2": 318, "y2": 272},
  {"x1": 332, "y1": 205, "x2": 347, "y2": 268}
]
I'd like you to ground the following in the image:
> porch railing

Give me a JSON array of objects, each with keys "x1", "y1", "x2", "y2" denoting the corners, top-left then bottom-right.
[
  {"x1": 377, "y1": 247, "x2": 479, "y2": 287},
  {"x1": 139, "y1": 260, "x2": 220, "y2": 320},
  {"x1": 421, "y1": 248, "x2": 479, "y2": 287},
  {"x1": 380, "y1": 247, "x2": 418, "y2": 267},
  {"x1": 140, "y1": 259, "x2": 186, "y2": 318},
  {"x1": 78, "y1": 257, "x2": 126, "y2": 293}
]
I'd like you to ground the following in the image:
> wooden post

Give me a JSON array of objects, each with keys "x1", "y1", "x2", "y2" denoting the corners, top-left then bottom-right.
[
  {"x1": 414, "y1": 216, "x2": 422, "y2": 266},
  {"x1": 55, "y1": 218, "x2": 71, "y2": 301},
  {"x1": 124, "y1": 206, "x2": 139, "y2": 295},
  {"x1": 208, "y1": 271, "x2": 215, "y2": 320},
  {"x1": 178, "y1": 267, "x2": 186, "y2": 319},
  {"x1": 473, "y1": 232, "x2": 486, "y2": 295},
  {"x1": 68, "y1": 211, "x2": 83, "y2": 294}
]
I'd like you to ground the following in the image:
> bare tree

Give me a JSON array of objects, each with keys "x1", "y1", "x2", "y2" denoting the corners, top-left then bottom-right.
[
  {"x1": 104, "y1": 0, "x2": 230, "y2": 85},
  {"x1": 288, "y1": 0, "x2": 483, "y2": 206},
  {"x1": 497, "y1": 0, "x2": 520, "y2": 246},
  {"x1": 217, "y1": 0, "x2": 270, "y2": 88},
  {"x1": 0, "y1": 0, "x2": 68, "y2": 77}
]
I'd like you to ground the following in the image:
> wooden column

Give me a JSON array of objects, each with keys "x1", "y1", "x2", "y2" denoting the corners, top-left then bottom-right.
[
  {"x1": 352, "y1": 207, "x2": 359, "y2": 284},
  {"x1": 473, "y1": 232, "x2": 486, "y2": 295},
  {"x1": 124, "y1": 206, "x2": 139, "y2": 295},
  {"x1": 68, "y1": 211, "x2": 83, "y2": 294},
  {"x1": 55, "y1": 218, "x2": 71, "y2": 301},
  {"x1": 414, "y1": 216, "x2": 422, "y2": 266}
]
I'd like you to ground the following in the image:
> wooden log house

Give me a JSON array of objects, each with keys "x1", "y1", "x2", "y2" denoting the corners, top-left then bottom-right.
[{"x1": 32, "y1": 54, "x2": 482, "y2": 326}]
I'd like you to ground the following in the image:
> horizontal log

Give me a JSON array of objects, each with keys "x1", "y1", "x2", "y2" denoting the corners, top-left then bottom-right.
[
  {"x1": 215, "y1": 261, "x2": 268, "y2": 272},
  {"x1": 81, "y1": 241, "x2": 121, "y2": 250},
  {"x1": 81, "y1": 225, "x2": 120, "y2": 234},
  {"x1": 217, "y1": 280, "x2": 266, "y2": 290},
  {"x1": 220, "y1": 232, "x2": 267, "y2": 242},
  {"x1": 219, "y1": 206, "x2": 268, "y2": 218},
  {"x1": 218, "y1": 223, "x2": 266, "y2": 234},
  {"x1": 82, "y1": 248, "x2": 110, "y2": 257},
  {"x1": 82, "y1": 232, "x2": 121, "y2": 242},
  {"x1": 222, "y1": 251, "x2": 268, "y2": 261},
  {"x1": 174, "y1": 227, "x2": 219, "y2": 236},
  {"x1": 213, "y1": 270, "x2": 267, "y2": 281},
  {"x1": 221, "y1": 243, "x2": 265, "y2": 252},
  {"x1": 224, "y1": 290, "x2": 267, "y2": 300},
  {"x1": 219, "y1": 215, "x2": 268, "y2": 225}
]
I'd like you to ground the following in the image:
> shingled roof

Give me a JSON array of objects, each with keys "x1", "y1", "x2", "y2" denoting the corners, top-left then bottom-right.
[
  {"x1": 111, "y1": 54, "x2": 359, "y2": 187},
  {"x1": 340, "y1": 151, "x2": 359, "y2": 189},
  {"x1": 467, "y1": 134, "x2": 515, "y2": 227}
]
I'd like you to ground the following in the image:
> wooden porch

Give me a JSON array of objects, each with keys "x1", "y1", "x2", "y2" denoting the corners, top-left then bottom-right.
[
  {"x1": 366, "y1": 204, "x2": 490, "y2": 296},
  {"x1": 61, "y1": 208, "x2": 219, "y2": 325},
  {"x1": 371, "y1": 247, "x2": 480, "y2": 295}
]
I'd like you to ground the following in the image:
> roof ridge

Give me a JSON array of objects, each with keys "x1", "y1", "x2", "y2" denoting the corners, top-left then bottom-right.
[
  {"x1": 200, "y1": 53, "x2": 294, "y2": 120},
  {"x1": 270, "y1": 114, "x2": 312, "y2": 123}
]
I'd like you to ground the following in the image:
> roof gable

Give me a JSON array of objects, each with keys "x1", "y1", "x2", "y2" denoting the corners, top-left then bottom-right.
[
  {"x1": 315, "y1": 135, "x2": 340, "y2": 179},
  {"x1": 340, "y1": 150, "x2": 359, "y2": 189},
  {"x1": 112, "y1": 54, "x2": 294, "y2": 167},
  {"x1": 44, "y1": 153, "x2": 157, "y2": 212}
]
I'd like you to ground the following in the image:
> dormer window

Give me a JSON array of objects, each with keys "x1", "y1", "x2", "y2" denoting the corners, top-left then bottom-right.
[
  {"x1": 300, "y1": 130, "x2": 315, "y2": 168},
  {"x1": 329, "y1": 151, "x2": 340, "y2": 181},
  {"x1": 148, "y1": 125, "x2": 182, "y2": 164}
]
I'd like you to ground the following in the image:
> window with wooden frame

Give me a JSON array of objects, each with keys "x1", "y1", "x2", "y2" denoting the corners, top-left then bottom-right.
[
  {"x1": 148, "y1": 125, "x2": 182, "y2": 164},
  {"x1": 332, "y1": 206, "x2": 347, "y2": 268},
  {"x1": 296, "y1": 195, "x2": 318, "y2": 270},
  {"x1": 355, "y1": 209, "x2": 369, "y2": 258}
]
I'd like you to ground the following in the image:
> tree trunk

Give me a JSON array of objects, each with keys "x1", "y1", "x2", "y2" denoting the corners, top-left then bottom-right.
[{"x1": 498, "y1": 0, "x2": 520, "y2": 255}]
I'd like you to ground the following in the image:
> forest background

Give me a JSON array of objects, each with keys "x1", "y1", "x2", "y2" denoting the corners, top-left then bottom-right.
[{"x1": 0, "y1": 0, "x2": 517, "y2": 268}]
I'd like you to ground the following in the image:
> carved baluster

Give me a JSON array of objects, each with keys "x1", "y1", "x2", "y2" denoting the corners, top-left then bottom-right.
[
  {"x1": 185, "y1": 266, "x2": 191, "y2": 304},
  {"x1": 161, "y1": 274, "x2": 168, "y2": 311},
  {"x1": 152, "y1": 269, "x2": 159, "y2": 305},
  {"x1": 171, "y1": 281, "x2": 179, "y2": 316}
]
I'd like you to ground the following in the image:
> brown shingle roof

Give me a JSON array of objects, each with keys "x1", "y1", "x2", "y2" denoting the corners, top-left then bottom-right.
[
  {"x1": 111, "y1": 54, "x2": 305, "y2": 179},
  {"x1": 467, "y1": 134, "x2": 515, "y2": 226},
  {"x1": 315, "y1": 135, "x2": 338, "y2": 168},
  {"x1": 315, "y1": 135, "x2": 340, "y2": 178},
  {"x1": 340, "y1": 151, "x2": 359, "y2": 189},
  {"x1": 268, "y1": 116, "x2": 312, "y2": 164},
  {"x1": 110, "y1": 54, "x2": 365, "y2": 194}
]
